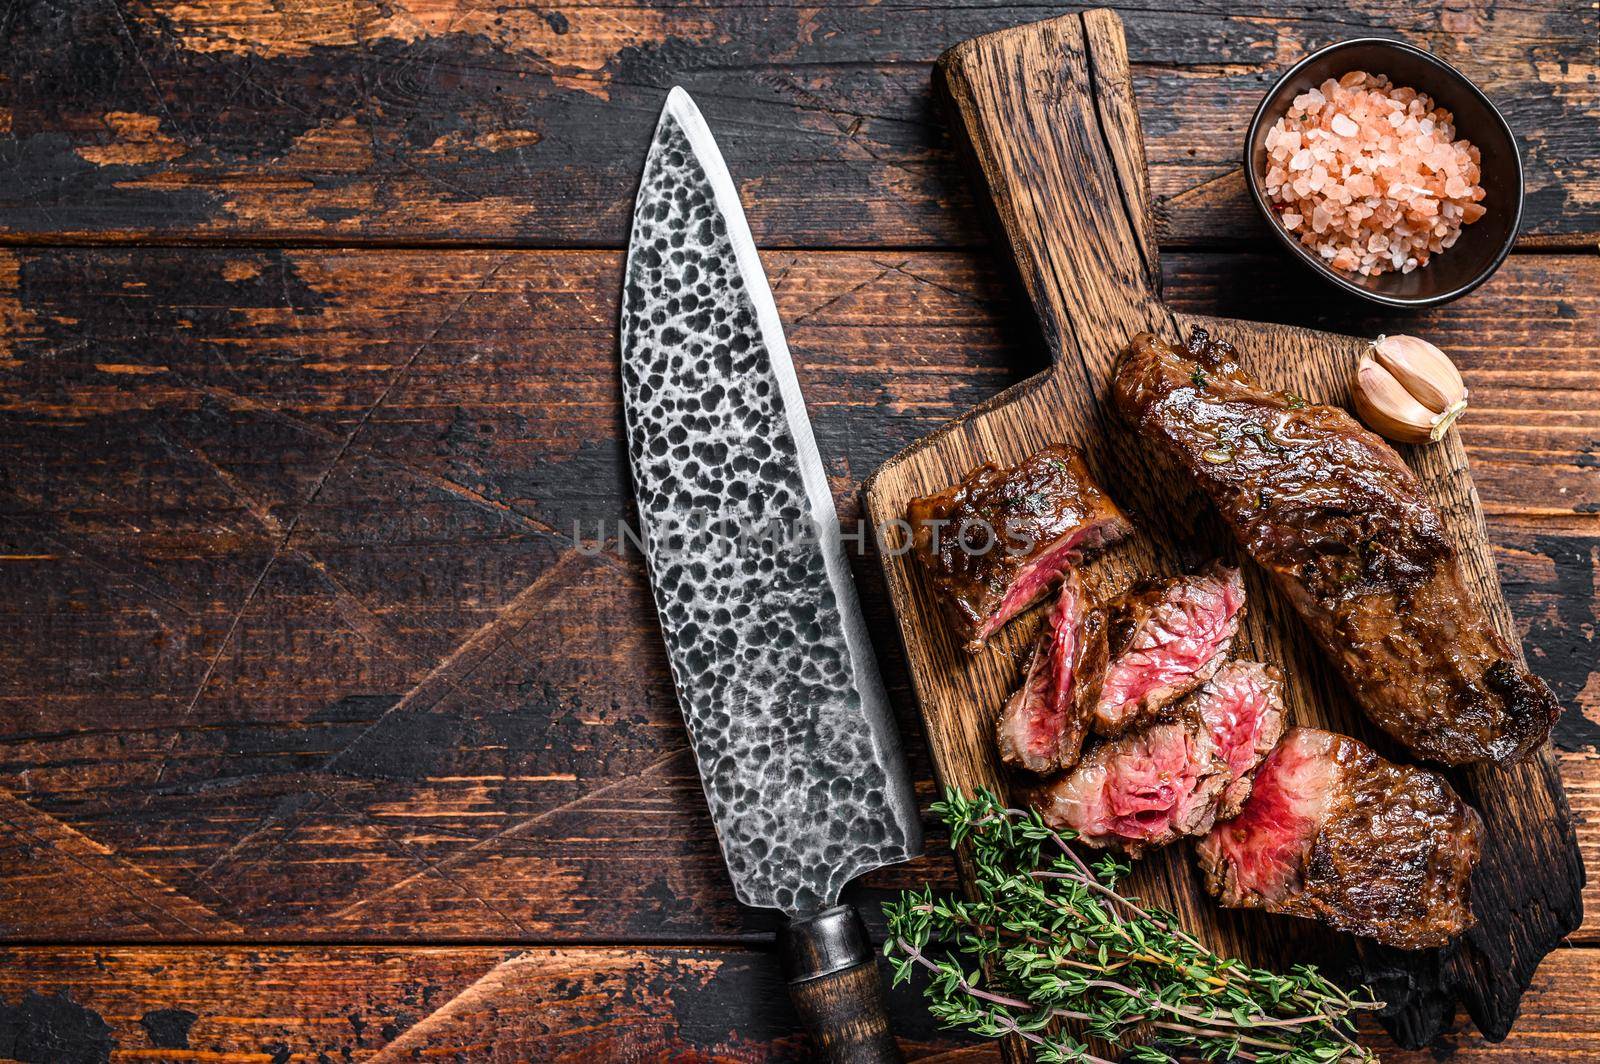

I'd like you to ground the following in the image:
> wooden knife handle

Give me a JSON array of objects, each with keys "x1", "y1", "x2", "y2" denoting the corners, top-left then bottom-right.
[{"x1": 781, "y1": 904, "x2": 903, "y2": 1063}]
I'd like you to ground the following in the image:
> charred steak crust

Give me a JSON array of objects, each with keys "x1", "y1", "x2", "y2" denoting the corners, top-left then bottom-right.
[
  {"x1": 1196, "y1": 727, "x2": 1483, "y2": 950},
  {"x1": 997, "y1": 572, "x2": 1109, "y2": 775},
  {"x1": 1112, "y1": 330, "x2": 1559, "y2": 766},
  {"x1": 906, "y1": 444, "x2": 1131, "y2": 651},
  {"x1": 1093, "y1": 562, "x2": 1245, "y2": 737}
]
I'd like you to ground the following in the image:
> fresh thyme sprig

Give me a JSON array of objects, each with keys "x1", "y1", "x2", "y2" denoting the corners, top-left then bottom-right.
[{"x1": 884, "y1": 788, "x2": 1384, "y2": 1064}]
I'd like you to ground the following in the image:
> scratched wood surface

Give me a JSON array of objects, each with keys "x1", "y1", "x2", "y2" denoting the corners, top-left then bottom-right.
[
  {"x1": 2, "y1": 246, "x2": 1598, "y2": 1057},
  {"x1": 6, "y1": 944, "x2": 1600, "y2": 1062},
  {"x1": 1, "y1": 0, "x2": 1598, "y2": 1060},
  {"x1": 2, "y1": 0, "x2": 1597, "y2": 249}
]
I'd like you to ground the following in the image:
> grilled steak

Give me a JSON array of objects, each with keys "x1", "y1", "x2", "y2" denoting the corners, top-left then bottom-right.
[
  {"x1": 1094, "y1": 562, "x2": 1244, "y2": 736},
  {"x1": 1196, "y1": 727, "x2": 1482, "y2": 949},
  {"x1": 1112, "y1": 330, "x2": 1559, "y2": 766},
  {"x1": 907, "y1": 444, "x2": 1131, "y2": 651},
  {"x1": 997, "y1": 572, "x2": 1109, "y2": 775},
  {"x1": 1036, "y1": 664, "x2": 1279, "y2": 855},
  {"x1": 1036, "y1": 711, "x2": 1227, "y2": 856},
  {"x1": 1186, "y1": 660, "x2": 1287, "y2": 818}
]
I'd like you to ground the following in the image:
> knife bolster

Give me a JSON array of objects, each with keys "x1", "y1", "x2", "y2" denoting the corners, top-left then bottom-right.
[
  {"x1": 781, "y1": 904, "x2": 903, "y2": 1062},
  {"x1": 781, "y1": 904, "x2": 872, "y2": 981}
]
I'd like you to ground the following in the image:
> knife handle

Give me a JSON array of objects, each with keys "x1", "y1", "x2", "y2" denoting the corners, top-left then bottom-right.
[{"x1": 781, "y1": 904, "x2": 904, "y2": 1063}]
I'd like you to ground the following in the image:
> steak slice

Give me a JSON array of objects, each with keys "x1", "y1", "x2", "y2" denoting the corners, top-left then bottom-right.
[
  {"x1": 1186, "y1": 660, "x2": 1287, "y2": 818},
  {"x1": 1037, "y1": 656, "x2": 1285, "y2": 856},
  {"x1": 1112, "y1": 330, "x2": 1558, "y2": 766},
  {"x1": 1035, "y1": 711, "x2": 1227, "y2": 856},
  {"x1": 907, "y1": 444, "x2": 1131, "y2": 652},
  {"x1": 996, "y1": 572, "x2": 1109, "y2": 775},
  {"x1": 1092, "y1": 562, "x2": 1244, "y2": 736},
  {"x1": 1196, "y1": 727, "x2": 1483, "y2": 949}
]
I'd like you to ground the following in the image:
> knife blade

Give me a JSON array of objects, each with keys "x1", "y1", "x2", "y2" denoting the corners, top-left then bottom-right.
[{"x1": 620, "y1": 87, "x2": 921, "y2": 1061}]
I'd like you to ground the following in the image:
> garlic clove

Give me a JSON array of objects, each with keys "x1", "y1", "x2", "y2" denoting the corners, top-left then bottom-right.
[
  {"x1": 1371, "y1": 334, "x2": 1467, "y2": 415},
  {"x1": 1353, "y1": 354, "x2": 1445, "y2": 444}
]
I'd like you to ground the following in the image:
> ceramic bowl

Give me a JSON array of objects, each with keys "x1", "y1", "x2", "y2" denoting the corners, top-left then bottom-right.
[{"x1": 1244, "y1": 38, "x2": 1523, "y2": 308}]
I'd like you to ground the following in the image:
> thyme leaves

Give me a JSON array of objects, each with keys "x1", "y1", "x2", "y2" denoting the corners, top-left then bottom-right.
[{"x1": 884, "y1": 789, "x2": 1382, "y2": 1063}]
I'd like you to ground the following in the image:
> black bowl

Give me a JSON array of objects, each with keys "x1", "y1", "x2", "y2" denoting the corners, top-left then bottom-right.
[{"x1": 1244, "y1": 38, "x2": 1522, "y2": 308}]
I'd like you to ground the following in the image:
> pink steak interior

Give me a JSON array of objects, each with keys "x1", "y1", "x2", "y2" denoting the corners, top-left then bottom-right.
[
  {"x1": 976, "y1": 525, "x2": 1113, "y2": 643},
  {"x1": 1097, "y1": 567, "x2": 1244, "y2": 721},
  {"x1": 1200, "y1": 664, "x2": 1278, "y2": 780},
  {"x1": 1200, "y1": 729, "x2": 1337, "y2": 901},
  {"x1": 1071, "y1": 723, "x2": 1211, "y2": 843},
  {"x1": 1017, "y1": 581, "x2": 1082, "y2": 763}
]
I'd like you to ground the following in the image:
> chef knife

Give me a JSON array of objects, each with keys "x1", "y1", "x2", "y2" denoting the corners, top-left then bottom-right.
[{"x1": 619, "y1": 87, "x2": 923, "y2": 1062}]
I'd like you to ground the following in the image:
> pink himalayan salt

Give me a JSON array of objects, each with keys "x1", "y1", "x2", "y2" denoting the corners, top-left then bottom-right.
[{"x1": 1262, "y1": 70, "x2": 1485, "y2": 277}]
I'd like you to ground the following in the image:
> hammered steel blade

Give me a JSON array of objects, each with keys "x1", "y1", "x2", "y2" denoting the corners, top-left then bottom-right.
[{"x1": 619, "y1": 88, "x2": 922, "y2": 916}]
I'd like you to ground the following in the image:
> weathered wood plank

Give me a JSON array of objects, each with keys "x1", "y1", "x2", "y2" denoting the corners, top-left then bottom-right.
[
  {"x1": 3, "y1": 1, "x2": 1595, "y2": 247},
  {"x1": 0, "y1": 248, "x2": 1595, "y2": 944},
  {"x1": 0, "y1": 945, "x2": 991, "y2": 1062},
  {"x1": 4, "y1": 943, "x2": 1600, "y2": 1061}
]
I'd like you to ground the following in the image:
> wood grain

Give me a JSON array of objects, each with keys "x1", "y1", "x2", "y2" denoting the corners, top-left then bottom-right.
[
  {"x1": 2, "y1": 0, "x2": 1595, "y2": 248},
  {"x1": 3, "y1": 0, "x2": 1597, "y2": 1055},
  {"x1": 780, "y1": 906, "x2": 904, "y2": 1062},
  {"x1": 7, "y1": 944, "x2": 1600, "y2": 1062},
  {"x1": 865, "y1": 10, "x2": 1581, "y2": 1054},
  {"x1": 0, "y1": 945, "x2": 987, "y2": 1062},
  {"x1": 0, "y1": 246, "x2": 1596, "y2": 948},
  {"x1": 786, "y1": 964, "x2": 903, "y2": 1064}
]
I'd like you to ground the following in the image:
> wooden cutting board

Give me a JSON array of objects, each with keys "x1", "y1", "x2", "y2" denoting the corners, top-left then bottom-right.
[{"x1": 862, "y1": 9, "x2": 1582, "y2": 1054}]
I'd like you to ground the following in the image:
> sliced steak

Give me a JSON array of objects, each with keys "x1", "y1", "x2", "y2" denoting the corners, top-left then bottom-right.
[
  {"x1": 1113, "y1": 330, "x2": 1558, "y2": 766},
  {"x1": 1035, "y1": 710, "x2": 1226, "y2": 857},
  {"x1": 1187, "y1": 660, "x2": 1287, "y2": 818},
  {"x1": 907, "y1": 444, "x2": 1131, "y2": 651},
  {"x1": 1037, "y1": 656, "x2": 1285, "y2": 856},
  {"x1": 997, "y1": 572, "x2": 1109, "y2": 775},
  {"x1": 1196, "y1": 727, "x2": 1482, "y2": 949},
  {"x1": 1092, "y1": 562, "x2": 1244, "y2": 736}
]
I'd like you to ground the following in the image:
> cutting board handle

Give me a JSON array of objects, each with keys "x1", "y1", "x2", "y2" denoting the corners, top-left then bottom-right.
[{"x1": 937, "y1": 9, "x2": 1173, "y2": 364}]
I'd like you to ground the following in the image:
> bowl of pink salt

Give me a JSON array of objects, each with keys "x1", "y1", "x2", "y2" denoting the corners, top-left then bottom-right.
[{"x1": 1246, "y1": 38, "x2": 1522, "y2": 308}]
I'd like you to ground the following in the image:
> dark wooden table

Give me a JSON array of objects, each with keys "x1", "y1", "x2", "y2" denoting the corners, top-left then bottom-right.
[{"x1": 2, "y1": 3, "x2": 1596, "y2": 1061}]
